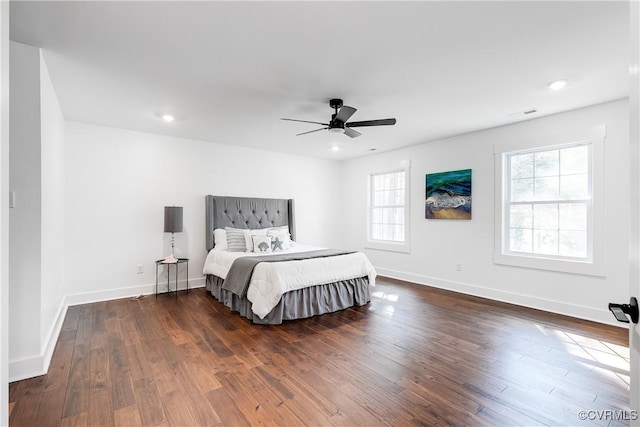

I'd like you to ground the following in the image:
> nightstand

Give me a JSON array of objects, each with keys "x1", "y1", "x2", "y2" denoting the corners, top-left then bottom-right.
[{"x1": 155, "y1": 258, "x2": 189, "y2": 300}]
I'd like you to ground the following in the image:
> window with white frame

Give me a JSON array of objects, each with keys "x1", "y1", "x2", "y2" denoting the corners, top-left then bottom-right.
[
  {"x1": 506, "y1": 142, "x2": 591, "y2": 259},
  {"x1": 367, "y1": 165, "x2": 411, "y2": 253},
  {"x1": 494, "y1": 128, "x2": 605, "y2": 277}
]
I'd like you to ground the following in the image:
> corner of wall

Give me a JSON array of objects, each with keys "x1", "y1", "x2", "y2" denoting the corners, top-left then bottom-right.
[{"x1": 8, "y1": 301, "x2": 67, "y2": 382}]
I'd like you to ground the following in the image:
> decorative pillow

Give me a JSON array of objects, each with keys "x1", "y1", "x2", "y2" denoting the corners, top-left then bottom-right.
[
  {"x1": 244, "y1": 228, "x2": 268, "y2": 252},
  {"x1": 225, "y1": 227, "x2": 247, "y2": 252},
  {"x1": 213, "y1": 228, "x2": 228, "y2": 251},
  {"x1": 267, "y1": 229, "x2": 290, "y2": 251},
  {"x1": 269, "y1": 225, "x2": 291, "y2": 235},
  {"x1": 252, "y1": 235, "x2": 272, "y2": 253},
  {"x1": 270, "y1": 226, "x2": 294, "y2": 242},
  {"x1": 267, "y1": 229, "x2": 291, "y2": 251}
]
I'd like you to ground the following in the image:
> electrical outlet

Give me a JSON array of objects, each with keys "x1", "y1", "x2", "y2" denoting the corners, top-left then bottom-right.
[
  {"x1": 137, "y1": 265, "x2": 144, "y2": 274},
  {"x1": 456, "y1": 263, "x2": 462, "y2": 271}
]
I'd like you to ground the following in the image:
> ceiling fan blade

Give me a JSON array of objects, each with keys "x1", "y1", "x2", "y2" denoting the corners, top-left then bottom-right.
[
  {"x1": 346, "y1": 118, "x2": 396, "y2": 128},
  {"x1": 334, "y1": 106, "x2": 357, "y2": 123},
  {"x1": 281, "y1": 118, "x2": 329, "y2": 126},
  {"x1": 296, "y1": 127, "x2": 328, "y2": 136},
  {"x1": 344, "y1": 127, "x2": 362, "y2": 138}
]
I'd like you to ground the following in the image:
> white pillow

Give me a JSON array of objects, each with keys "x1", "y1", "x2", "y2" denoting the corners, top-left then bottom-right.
[
  {"x1": 269, "y1": 225, "x2": 291, "y2": 235},
  {"x1": 225, "y1": 227, "x2": 248, "y2": 252},
  {"x1": 252, "y1": 235, "x2": 272, "y2": 253},
  {"x1": 213, "y1": 228, "x2": 228, "y2": 251},
  {"x1": 267, "y1": 229, "x2": 291, "y2": 251},
  {"x1": 244, "y1": 229, "x2": 268, "y2": 252},
  {"x1": 268, "y1": 226, "x2": 291, "y2": 242}
]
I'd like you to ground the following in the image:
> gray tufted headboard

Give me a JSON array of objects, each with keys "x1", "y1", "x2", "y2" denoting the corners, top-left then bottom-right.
[{"x1": 205, "y1": 195, "x2": 296, "y2": 251}]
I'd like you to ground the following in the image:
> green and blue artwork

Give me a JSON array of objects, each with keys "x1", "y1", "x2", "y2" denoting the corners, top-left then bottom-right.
[{"x1": 425, "y1": 169, "x2": 472, "y2": 220}]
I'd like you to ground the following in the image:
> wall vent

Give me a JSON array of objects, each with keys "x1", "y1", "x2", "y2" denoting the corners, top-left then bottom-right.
[{"x1": 507, "y1": 109, "x2": 538, "y2": 118}]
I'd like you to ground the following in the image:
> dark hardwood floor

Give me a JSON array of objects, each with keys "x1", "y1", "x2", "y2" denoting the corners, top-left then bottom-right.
[{"x1": 9, "y1": 277, "x2": 629, "y2": 426}]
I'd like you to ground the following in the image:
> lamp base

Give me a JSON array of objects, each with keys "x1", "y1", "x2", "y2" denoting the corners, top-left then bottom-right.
[
  {"x1": 162, "y1": 254, "x2": 178, "y2": 263},
  {"x1": 163, "y1": 237, "x2": 178, "y2": 263}
]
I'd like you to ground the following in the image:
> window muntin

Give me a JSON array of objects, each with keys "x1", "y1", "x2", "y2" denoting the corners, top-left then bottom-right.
[
  {"x1": 505, "y1": 143, "x2": 592, "y2": 260},
  {"x1": 370, "y1": 170, "x2": 405, "y2": 242}
]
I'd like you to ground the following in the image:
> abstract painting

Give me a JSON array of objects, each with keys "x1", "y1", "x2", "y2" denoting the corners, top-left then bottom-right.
[{"x1": 425, "y1": 169, "x2": 472, "y2": 219}]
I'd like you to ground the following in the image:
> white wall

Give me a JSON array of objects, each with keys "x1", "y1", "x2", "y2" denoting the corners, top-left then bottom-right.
[
  {"x1": 9, "y1": 42, "x2": 42, "y2": 366},
  {"x1": 39, "y1": 50, "x2": 65, "y2": 356},
  {"x1": 8, "y1": 42, "x2": 66, "y2": 382},
  {"x1": 341, "y1": 100, "x2": 629, "y2": 325},
  {"x1": 1, "y1": 1, "x2": 10, "y2": 424},
  {"x1": 628, "y1": 0, "x2": 640, "y2": 418},
  {"x1": 63, "y1": 122, "x2": 343, "y2": 302}
]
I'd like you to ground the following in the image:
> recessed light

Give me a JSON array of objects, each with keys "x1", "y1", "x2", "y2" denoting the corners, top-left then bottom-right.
[
  {"x1": 547, "y1": 79, "x2": 568, "y2": 90},
  {"x1": 331, "y1": 146, "x2": 340, "y2": 152},
  {"x1": 161, "y1": 114, "x2": 175, "y2": 122}
]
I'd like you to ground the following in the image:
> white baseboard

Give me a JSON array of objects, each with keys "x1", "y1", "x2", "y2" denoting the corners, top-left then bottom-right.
[
  {"x1": 376, "y1": 268, "x2": 626, "y2": 328},
  {"x1": 64, "y1": 276, "x2": 205, "y2": 306},
  {"x1": 9, "y1": 277, "x2": 206, "y2": 382},
  {"x1": 9, "y1": 300, "x2": 68, "y2": 383},
  {"x1": 8, "y1": 355, "x2": 47, "y2": 383}
]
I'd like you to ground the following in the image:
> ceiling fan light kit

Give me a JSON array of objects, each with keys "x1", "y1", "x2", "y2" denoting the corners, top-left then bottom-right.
[{"x1": 282, "y1": 98, "x2": 396, "y2": 138}]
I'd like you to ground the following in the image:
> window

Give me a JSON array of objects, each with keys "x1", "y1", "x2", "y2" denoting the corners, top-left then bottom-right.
[
  {"x1": 494, "y1": 127, "x2": 605, "y2": 276},
  {"x1": 506, "y1": 143, "x2": 591, "y2": 259},
  {"x1": 370, "y1": 170, "x2": 405, "y2": 241},
  {"x1": 367, "y1": 163, "x2": 411, "y2": 253}
]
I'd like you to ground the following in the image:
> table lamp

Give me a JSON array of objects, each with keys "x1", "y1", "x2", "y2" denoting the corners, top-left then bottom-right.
[{"x1": 163, "y1": 206, "x2": 183, "y2": 263}]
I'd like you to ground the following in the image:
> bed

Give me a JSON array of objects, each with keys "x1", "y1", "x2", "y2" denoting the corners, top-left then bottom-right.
[{"x1": 203, "y1": 195, "x2": 375, "y2": 324}]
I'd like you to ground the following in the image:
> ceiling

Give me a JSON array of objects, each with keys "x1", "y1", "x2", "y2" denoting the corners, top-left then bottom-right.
[{"x1": 9, "y1": 1, "x2": 630, "y2": 161}]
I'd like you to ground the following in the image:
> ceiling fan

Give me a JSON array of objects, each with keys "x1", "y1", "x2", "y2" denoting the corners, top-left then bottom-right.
[{"x1": 281, "y1": 98, "x2": 396, "y2": 138}]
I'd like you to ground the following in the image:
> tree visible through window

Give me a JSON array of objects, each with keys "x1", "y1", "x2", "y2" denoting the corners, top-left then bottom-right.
[{"x1": 505, "y1": 142, "x2": 591, "y2": 259}]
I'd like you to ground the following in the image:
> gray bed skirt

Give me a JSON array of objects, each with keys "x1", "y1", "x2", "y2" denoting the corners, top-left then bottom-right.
[{"x1": 205, "y1": 275, "x2": 371, "y2": 324}]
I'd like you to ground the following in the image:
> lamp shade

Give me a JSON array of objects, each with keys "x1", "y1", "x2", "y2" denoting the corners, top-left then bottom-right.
[{"x1": 164, "y1": 206, "x2": 183, "y2": 233}]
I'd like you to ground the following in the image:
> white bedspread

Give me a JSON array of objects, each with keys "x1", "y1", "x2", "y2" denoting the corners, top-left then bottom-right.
[{"x1": 202, "y1": 245, "x2": 377, "y2": 318}]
